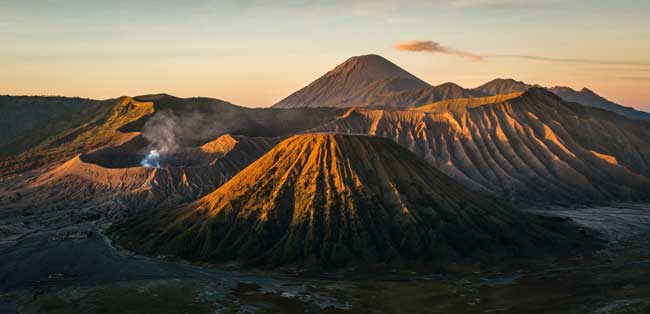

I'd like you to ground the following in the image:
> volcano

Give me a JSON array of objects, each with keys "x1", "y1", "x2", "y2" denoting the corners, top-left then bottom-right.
[
  {"x1": 10, "y1": 134, "x2": 279, "y2": 219},
  {"x1": 116, "y1": 134, "x2": 584, "y2": 268},
  {"x1": 272, "y1": 54, "x2": 482, "y2": 109}
]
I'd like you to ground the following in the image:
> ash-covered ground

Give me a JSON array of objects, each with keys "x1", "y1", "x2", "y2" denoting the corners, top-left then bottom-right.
[{"x1": 0, "y1": 201, "x2": 649, "y2": 313}]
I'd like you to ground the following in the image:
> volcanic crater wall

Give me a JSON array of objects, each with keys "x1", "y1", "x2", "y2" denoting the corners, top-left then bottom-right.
[{"x1": 25, "y1": 134, "x2": 279, "y2": 216}]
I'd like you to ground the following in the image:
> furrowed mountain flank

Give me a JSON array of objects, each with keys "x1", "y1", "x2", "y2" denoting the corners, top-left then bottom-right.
[
  {"x1": 2, "y1": 55, "x2": 649, "y2": 211},
  {"x1": 312, "y1": 88, "x2": 650, "y2": 203},
  {"x1": 272, "y1": 54, "x2": 483, "y2": 109},
  {"x1": 115, "y1": 134, "x2": 588, "y2": 268}
]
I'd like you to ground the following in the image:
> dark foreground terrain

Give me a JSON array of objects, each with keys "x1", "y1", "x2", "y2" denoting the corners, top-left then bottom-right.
[{"x1": 1, "y1": 203, "x2": 649, "y2": 314}]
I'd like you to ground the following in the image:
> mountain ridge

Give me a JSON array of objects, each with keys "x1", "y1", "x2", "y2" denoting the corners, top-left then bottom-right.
[
  {"x1": 272, "y1": 55, "x2": 649, "y2": 120},
  {"x1": 475, "y1": 78, "x2": 650, "y2": 121}
]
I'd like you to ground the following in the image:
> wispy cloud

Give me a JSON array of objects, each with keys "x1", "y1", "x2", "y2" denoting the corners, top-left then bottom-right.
[
  {"x1": 615, "y1": 76, "x2": 650, "y2": 82},
  {"x1": 394, "y1": 40, "x2": 483, "y2": 61},
  {"x1": 490, "y1": 54, "x2": 650, "y2": 67},
  {"x1": 396, "y1": 39, "x2": 650, "y2": 67}
]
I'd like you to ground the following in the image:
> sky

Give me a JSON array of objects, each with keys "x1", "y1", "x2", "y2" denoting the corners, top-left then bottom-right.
[{"x1": 2, "y1": 0, "x2": 650, "y2": 110}]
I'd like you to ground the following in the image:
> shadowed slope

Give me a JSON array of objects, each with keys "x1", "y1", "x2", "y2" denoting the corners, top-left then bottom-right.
[
  {"x1": 116, "y1": 134, "x2": 586, "y2": 268},
  {"x1": 0, "y1": 96, "x2": 101, "y2": 150},
  {"x1": 313, "y1": 88, "x2": 650, "y2": 203}
]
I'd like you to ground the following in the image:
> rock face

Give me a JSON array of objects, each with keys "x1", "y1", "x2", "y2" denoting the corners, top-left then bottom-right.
[
  {"x1": 312, "y1": 88, "x2": 650, "y2": 203},
  {"x1": 116, "y1": 134, "x2": 585, "y2": 268},
  {"x1": 273, "y1": 55, "x2": 482, "y2": 109}
]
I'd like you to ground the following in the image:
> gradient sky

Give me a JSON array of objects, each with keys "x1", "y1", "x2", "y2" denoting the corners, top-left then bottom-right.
[{"x1": 2, "y1": 0, "x2": 650, "y2": 110}]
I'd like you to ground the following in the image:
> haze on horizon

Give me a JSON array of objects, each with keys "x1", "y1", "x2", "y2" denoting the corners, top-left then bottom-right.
[{"x1": 2, "y1": 0, "x2": 650, "y2": 111}]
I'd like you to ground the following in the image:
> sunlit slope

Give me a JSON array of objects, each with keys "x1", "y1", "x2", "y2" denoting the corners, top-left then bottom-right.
[
  {"x1": 313, "y1": 88, "x2": 650, "y2": 203},
  {"x1": 117, "y1": 134, "x2": 585, "y2": 267},
  {"x1": 0, "y1": 97, "x2": 153, "y2": 176}
]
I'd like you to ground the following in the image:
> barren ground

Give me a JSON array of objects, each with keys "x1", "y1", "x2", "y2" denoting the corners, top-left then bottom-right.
[{"x1": 0, "y1": 202, "x2": 649, "y2": 313}]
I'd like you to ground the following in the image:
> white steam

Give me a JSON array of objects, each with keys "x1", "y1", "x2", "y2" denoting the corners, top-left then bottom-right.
[
  {"x1": 138, "y1": 106, "x2": 227, "y2": 168},
  {"x1": 140, "y1": 149, "x2": 161, "y2": 168},
  {"x1": 140, "y1": 110, "x2": 180, "y2": 168}
]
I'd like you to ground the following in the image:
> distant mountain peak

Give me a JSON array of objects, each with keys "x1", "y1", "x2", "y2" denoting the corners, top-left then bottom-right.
[
  {"x1": 548, "y1": 86, "x2": 650, "y2": 120},
  {"x1": 322, "y1": 54, "x2": 427, "y2": 84},
  {"x1": 486, "y1": 78, "x2": 528, "y2": 85},
  {"x1": 580, "y1": 87, "x2": 595, "y2": 94},
  {"x1": 272, "y1": 54, "x2": 435, "y2": 108},
  {"x1": 474, "y1": 78, "x2": 532, "y2": 95},
  {"x1": 436, "y1": 82, "x2": 466, "y2": 89},
  {"x1": 272, "y1": 55, "x2": 489, "y2": 109}
]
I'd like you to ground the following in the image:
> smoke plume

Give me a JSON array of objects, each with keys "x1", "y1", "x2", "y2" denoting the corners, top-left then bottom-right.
[
  {"x1": 139, "y1": 105, "x2": 231, "y2": 168},
  {"x1": 140, "y1": 110, "x2": 180, "y2": 168}
]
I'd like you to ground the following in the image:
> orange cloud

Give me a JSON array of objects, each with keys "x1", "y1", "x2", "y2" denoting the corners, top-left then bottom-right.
[
  {"x1": 395, "y1": 40, "x2": 650, "y2": 67},
  {"x1": 394, "y1": 40, "x2": 484, "y2": 62}
]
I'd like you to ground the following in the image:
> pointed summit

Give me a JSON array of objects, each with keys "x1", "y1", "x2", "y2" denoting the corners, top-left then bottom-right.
[
  {"x1": 323, "y1": 54, "x2": 428, "y2": 83},
  {"x1": 273, "y1": 54, "x2": 486, "y2": 108},
  {"x1": 273, "y1": 54, "x2": 431, "y2": 109}
]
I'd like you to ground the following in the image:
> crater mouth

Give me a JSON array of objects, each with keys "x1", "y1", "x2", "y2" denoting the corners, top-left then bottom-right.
[
  {"x1": 80, "y1": 147, "x2": 147, "y2": 169},
  {"x1": 79, "y1": 144, "x2": 211, "y2": 169}
]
